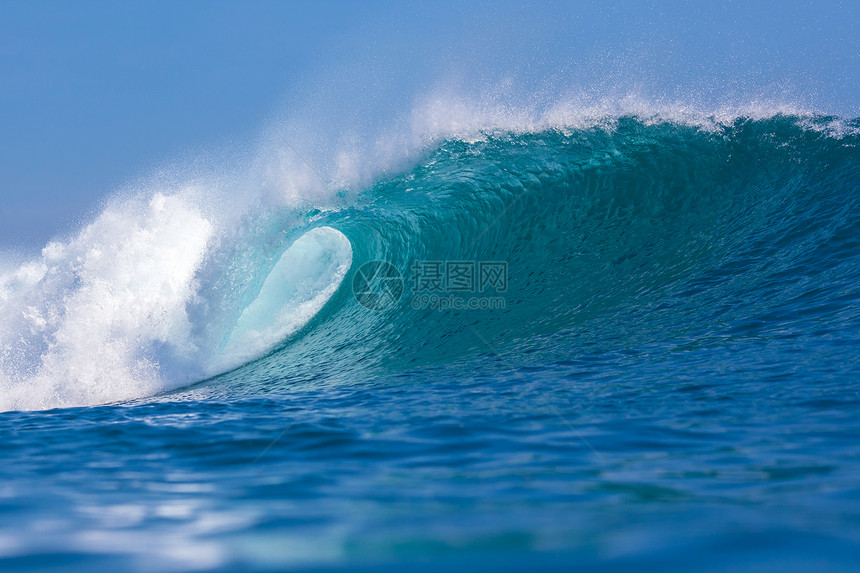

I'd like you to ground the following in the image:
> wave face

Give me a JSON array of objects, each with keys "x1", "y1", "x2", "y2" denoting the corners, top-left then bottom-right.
[
  {"x1": 190, "y1": 114, "x2": 860, "y2": 402},
  {"x1": 1, "y1": 114, "x2": 859, "y2": 410}
]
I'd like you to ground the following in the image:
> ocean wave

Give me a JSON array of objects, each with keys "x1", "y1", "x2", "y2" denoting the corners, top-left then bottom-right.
[{"x1": 1, "y1": 104, "x2": 858, "y2": 411}]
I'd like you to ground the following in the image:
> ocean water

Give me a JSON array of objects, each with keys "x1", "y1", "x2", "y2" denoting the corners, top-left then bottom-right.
[{"x1": 1, "y1": 111, "x2": 859, "y2": 571}]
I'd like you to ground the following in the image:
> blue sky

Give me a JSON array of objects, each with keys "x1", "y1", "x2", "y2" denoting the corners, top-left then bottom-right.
[{"x1": 1, "y1": 0, "x2": 858, "y2": 249}]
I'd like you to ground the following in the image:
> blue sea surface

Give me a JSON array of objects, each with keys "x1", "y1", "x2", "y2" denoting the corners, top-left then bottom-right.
[{"x1": 1, "y1": 115, "x2": 859, "y2": 571}]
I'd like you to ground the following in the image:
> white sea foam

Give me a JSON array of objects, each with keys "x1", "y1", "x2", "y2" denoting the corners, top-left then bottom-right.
[{"x1": 0, "y1": 192, "x2": 213, "y2": 410}]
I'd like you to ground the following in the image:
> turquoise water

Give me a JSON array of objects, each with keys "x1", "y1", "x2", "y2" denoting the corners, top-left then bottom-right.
[{"x1": 1, "y1": 115, "x2": 859, "y2": 570}]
